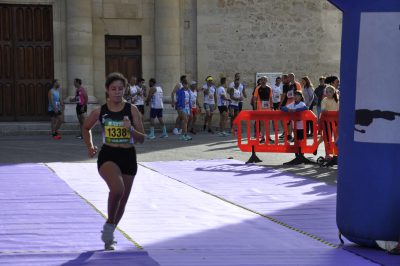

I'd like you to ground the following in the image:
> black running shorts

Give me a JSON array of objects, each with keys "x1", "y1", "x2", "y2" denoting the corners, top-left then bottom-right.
[{"x1": 97, "y1": 145, "x2": 137, "y2": 176}]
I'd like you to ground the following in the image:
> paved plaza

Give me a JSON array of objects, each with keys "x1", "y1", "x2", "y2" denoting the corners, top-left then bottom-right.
[{"x1": 1, "y1": 131, "x2": 398, "y2": 265}]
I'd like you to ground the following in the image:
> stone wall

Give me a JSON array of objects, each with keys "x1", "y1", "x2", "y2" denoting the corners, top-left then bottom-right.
[{"x1": 195, "y1": 0, "x2": 342, "y2": 94}]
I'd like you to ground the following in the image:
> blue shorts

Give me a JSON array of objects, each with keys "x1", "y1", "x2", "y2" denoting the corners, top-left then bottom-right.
[
  {"x1": 182, "y1": 108, "x2": 190, "y2": 116},
  {"x1": 150, "y1": 108, "x2": 163, "y2": 118}
]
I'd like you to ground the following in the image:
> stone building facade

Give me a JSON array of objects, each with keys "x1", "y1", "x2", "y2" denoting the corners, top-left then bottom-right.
[{"x1": 0, "y1": 0, "x2": 341, "y2": 122}]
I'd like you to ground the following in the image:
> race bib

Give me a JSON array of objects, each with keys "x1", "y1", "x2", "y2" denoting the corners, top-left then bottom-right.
[
  {"x1": 104, "y1": 120, "x2": 131, "y2": 144},
  {"x1": 262, "y1": 101, "x2": 270, "y2": 109},
  {"x1": 287, "y1": 90, "x2": 294, "y2": 98}
]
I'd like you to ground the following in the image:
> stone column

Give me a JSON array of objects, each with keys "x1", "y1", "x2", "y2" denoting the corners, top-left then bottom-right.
[
  {"x1": 66, "y1": 0, "x2": 94, "y2": 98},
  {"x1": 64, "y1": 0, "x2": 97, "y2": 122},
  {"x1": 155, "y1": 0, "x2": 181, "y2": 101}
]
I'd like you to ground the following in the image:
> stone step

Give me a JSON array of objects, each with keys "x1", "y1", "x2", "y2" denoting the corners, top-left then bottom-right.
[
  {"x1": 0, "y1": 122, "x2": 83, "y2": 136},
  {"x1": 0, "y1": 112, "x2": 223, "y2": 136}
]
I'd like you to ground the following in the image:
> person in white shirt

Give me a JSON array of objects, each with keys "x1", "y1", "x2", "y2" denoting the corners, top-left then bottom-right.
[
  {"x1": 202, "y1": 76, "x2": 217, "y2": 133},
  {"x1": 228, "y1": 78, "x2": 243, "y2": 132},
  {"x1": 188, "y1": 81, "x2": 200, "y2": 134},
  {"x1": 129, "y1": 77, "x2": 146, "y2": 117},
  {"x1": 216, "y1": 77, "x2": 230, "y2": 136},
  {"x1": 228, "y1": 73, "x2": 247, "y2": 111},
  {"x1": 145, "y1": 78, "x2": 168, "y2": 139},
  {"x1": 272, "y1": 76, "x2": 282, "y2": 110}
]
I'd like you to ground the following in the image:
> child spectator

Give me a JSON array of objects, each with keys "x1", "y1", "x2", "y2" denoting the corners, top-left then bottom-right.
[{"x1": 281, "y1": 91, "x2": 308, "y2": 165}]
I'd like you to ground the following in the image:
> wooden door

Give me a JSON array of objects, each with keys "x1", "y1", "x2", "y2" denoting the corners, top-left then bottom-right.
[
  {"x1": 105, "y1": 35, "x2": 142, "y2": 81},
  {"x1": 0, "y1": 4, "x2": 53, "y2": 121}
]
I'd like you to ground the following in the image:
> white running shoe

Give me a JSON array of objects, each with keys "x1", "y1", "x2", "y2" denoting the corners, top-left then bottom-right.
[
  {"x1": 159, "y1": 133, "x2": 168, "y2": 138},
  {"x1": 101, "y1": 223, "x2": 116, "y2": 250},
  {"x1": 173, "y1": 128, "x2": 179, "y2": 135},
  {"x1": 105, "y1": 240, "x2": 117, "y2": 251},
  {"x1": 178, "y1": 129, "x2": 182, "y2": 135},
  {"x1": 147, "y1": 134, "x2": 156, "y2": 140}
]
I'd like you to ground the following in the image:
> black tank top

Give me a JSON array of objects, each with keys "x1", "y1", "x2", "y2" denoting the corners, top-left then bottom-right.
[{"x1": 99, "y1": 102, "x2": 134, "y2": 144}]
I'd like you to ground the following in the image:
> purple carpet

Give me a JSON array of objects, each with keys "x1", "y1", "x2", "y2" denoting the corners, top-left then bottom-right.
[
  {"x1": 142, "y1": 159, "x2": 400, "y2": 266},
  {"x1": 47, "y1": 162, "x2": 381, "y2": 266},
  {"x1": 0, "y1": 163, "x2": 159, "y2": 266}
]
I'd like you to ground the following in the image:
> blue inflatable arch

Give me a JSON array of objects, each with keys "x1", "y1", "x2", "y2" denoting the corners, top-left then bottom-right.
[{"x1": 329, "y1": 0, "x2": 400, "y2": 247}]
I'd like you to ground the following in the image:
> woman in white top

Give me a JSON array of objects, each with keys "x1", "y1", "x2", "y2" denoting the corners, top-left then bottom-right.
[
  {"x1": 217, "y1": 77, "x2": 230, "y2": 136},
  {"x1": 202, "y1": 76, "x2": 217, "y2": 133}
]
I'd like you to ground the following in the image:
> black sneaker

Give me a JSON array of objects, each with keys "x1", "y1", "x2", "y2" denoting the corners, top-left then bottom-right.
[
  {"x1": 203, "y1": 125, "x2": 206, "y2": 131},
  {"x1": 208, "y1": 129, "x2": 214, "y2": 134}
]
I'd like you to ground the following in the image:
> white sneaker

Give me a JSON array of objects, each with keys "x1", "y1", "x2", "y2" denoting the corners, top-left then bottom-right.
[
  {"x1": 173, "y1": 128, "x2": 179, "y2": 135},
  {"x1": 101, "y1": 223, "x2": 116, "y2": 250},
  {"x1": 105, "y1": 240, "x2": 117, "y2": 251},
  {"x1": 178, "y1": 129, "x2": 182, "y2": 135},
  {"x1": 147, "y1": 134, "x2": 156, "y2": 140}
]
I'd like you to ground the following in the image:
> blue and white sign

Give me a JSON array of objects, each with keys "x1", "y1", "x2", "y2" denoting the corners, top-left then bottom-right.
[
  {"x1": 354, "y1": 12, "x2": 400, "y2": 143},
  {"x1": 329, "y1": 0, "x2": 400, "y2": 248}
]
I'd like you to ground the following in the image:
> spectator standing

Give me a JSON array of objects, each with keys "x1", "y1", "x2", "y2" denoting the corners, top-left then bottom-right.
[
  {"x1": 176, "y1": 79, "x2": 192, "y2": 141},
  {"x1": 228, "y1": 73, "x2": 247, "y2": 111},
  {"x1": 48, "y1": 79, "x2": 64, "y2": 140},
  {"x1": 188, "y1": 81, "x2": 200, "y2": 134},
  {"x1": 129, "y1": 77, "x2": 146, "y2": 117},
  {"x1": 202, "y1": 76, "x2": 217, "y2": 133},
  {"x1": 70, "y1": 78, "x2": 88, "y2": 139},
  {"x1": 146, "y1": 78, "x2": 168, "y2": 139},
  {"x1": 314, "y1": 76, "x2": 327, "y2": 122},
  {"x1": 171, "y1": 75, "x2": 187, "y2": 135},
  {"x1": 216, "y1": 77, "x2": 230, "y2": 136},
  {"x1": 301, "y1": 76, "x2": 316, "y2": 137}
]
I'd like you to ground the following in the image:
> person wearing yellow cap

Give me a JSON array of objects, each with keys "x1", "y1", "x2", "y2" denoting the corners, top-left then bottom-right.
[{"x1": 201, "y1": 75, "x2": 217, "y2": 133}]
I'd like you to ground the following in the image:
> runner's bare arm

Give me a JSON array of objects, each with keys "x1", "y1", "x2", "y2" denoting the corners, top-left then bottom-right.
[{"x1": 82, "y1": 107, "x2": 100, "y2": 157}]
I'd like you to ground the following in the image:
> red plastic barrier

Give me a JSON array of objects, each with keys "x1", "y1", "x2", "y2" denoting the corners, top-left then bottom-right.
[
  {"x1": 233, "y1": 110, "x2": 318, "y2": 154},
  {"x1": 319, "y1": 111, "x2": 339, "y2": 156}
]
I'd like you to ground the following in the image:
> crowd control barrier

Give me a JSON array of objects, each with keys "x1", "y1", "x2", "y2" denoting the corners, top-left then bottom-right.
[
  {"x1": 319, "y1": 111, "x2": 339, "y2": 157},
  {"x1": 233, "y1": 110, "x2": 318, "y2": 163}
]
